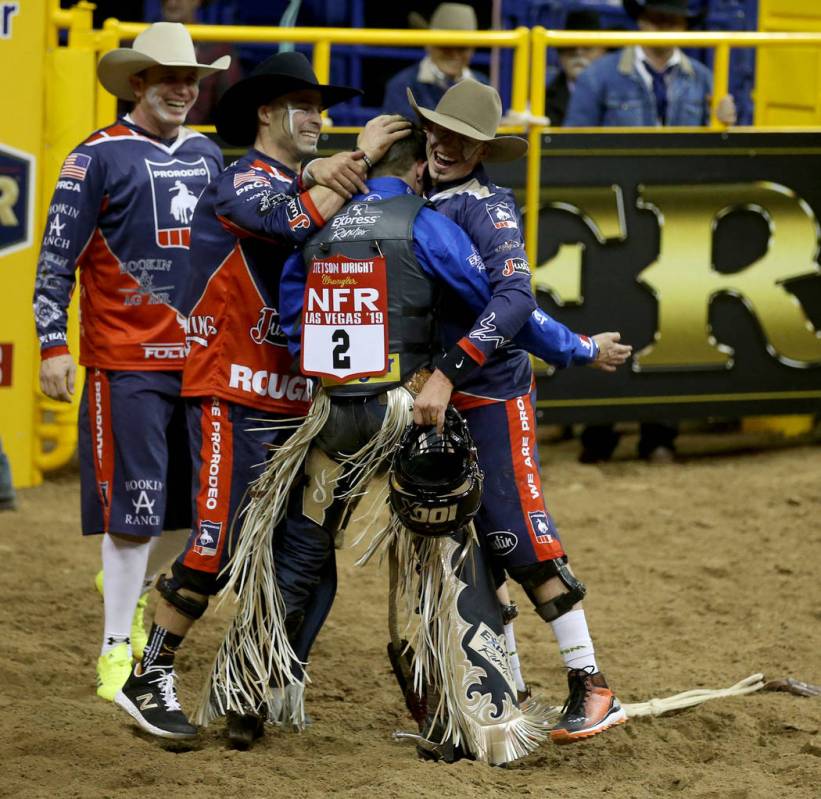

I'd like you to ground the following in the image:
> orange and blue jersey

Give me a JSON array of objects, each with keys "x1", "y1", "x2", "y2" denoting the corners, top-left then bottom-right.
[
  {"x1": 180, "y1": 149, "x2": 325, "y2": 415},
  {"x1": 33, "y1": 116, "x2": 223, "y2": 370}
]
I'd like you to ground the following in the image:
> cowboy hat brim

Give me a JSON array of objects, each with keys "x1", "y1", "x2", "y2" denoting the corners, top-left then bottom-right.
[
  {"x1": 408, "y1": 88, "x2": 528, "y2": 162},
  {"x1": 215, "y1": 74, "x2": 362, "y2": 146},
  {"x1": 97, "y1": 49, "x2": 231, "y2": 101}
]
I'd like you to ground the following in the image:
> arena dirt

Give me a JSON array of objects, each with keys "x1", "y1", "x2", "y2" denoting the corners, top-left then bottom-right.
[{"x1": 1, "y1": 428, "x2": 819, "y2": 799}]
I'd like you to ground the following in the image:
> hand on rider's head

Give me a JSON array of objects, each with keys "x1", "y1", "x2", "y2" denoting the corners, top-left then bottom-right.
[{"x1": 357, "y1": 114, "x2": 413, "y2": 164}]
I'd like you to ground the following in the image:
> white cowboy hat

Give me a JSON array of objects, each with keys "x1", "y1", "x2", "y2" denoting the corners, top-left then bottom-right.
[
  {"x1": 97, "y1": 22, "x2": 231, "y2": 101},
  {"x1": 408, "y1": 79, "x2": 528, "y2": 162}
]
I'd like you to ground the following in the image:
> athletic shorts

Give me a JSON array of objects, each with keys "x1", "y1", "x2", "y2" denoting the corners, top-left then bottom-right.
[
  {"x1": 463, "y1": 390, "x2": 566, "y2": 572},
  {"x1": 78, "y1": 369, "x2": 191, "y2": 537},
  {"x1": 173, "y1": 397, "x2": 294, "y2": 595}
]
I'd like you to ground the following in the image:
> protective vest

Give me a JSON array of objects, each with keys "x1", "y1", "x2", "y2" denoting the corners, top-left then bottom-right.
[{"x1": 300, "y1": 194, "x2": 437, "y2": 397}]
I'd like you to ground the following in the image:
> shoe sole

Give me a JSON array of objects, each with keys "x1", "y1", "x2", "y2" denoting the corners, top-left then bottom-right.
[
  {"x1": 114, "y1": 691, "x2": 198, "y2": 740},
  {"x1": 550, "y1": 706, "x2": 627, "y2": 744}
]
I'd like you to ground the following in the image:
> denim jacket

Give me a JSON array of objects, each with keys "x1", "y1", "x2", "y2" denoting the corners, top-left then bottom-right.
[{"x1": 563, "y1": 47, "x2": 714, "y2": 127}]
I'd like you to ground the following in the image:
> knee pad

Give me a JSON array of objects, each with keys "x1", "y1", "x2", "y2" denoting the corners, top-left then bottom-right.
[
  {"x1": 508, "y1": 557, "x2": 587, "y2": 623},
  {"x1": 158, "y1": 572, "x2": 210, "y2": 619}
]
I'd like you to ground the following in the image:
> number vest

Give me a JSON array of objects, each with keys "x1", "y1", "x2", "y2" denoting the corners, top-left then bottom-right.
[{"x1": 300, "y1": 194, "x2": 438, "y2": 397}]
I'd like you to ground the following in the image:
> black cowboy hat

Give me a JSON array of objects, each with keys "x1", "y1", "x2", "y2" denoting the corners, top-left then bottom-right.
[
  {"x1": 215, "y1": 52, "x2": 362, "y2": 145},
  {"x1": 623, "y1": 0, "x2": 699, "y2": 19}
]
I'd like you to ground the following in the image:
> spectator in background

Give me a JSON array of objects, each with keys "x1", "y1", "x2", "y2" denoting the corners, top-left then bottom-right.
[
  {"x1": 382, "y1": 3, "x2": 489, "y2": 119},
  {"x1": 563, "y1": 0, "x2": 736, "y2": 128},
  {"x1": 562, "y1": 0, "x2": 735, "y2": 463},
  {"x1": 160, "y1": 0, "x2": 243, "y2": 124},
  {"x1": 545, "y1": 10, "x2": 606, "y2": 127}
]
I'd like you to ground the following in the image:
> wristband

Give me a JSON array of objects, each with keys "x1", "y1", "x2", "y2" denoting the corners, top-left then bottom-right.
[{"x1": 361, "y1": 153, "x2": 374, "y2": 170}]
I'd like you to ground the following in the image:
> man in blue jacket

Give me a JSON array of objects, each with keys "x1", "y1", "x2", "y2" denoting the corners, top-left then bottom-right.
[
  {"x1": 382, "y1": 3, "x2": 489, "y2": 120},
  {"x1": 564, "y1": 0, "x2": 736, "y2": 128},
  {"x1": 410, "y1": 78, "x2": 629, "y2": 743}
]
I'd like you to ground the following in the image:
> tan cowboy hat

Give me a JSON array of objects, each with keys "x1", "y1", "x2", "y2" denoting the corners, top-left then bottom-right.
[
  {"x1": 408, "y1": 3, "x2": 478, "y2": 31},
  {"x1": 408, "y1": 80, "x2": 528, "y2": 162},
  {"x1": 97, "y1": 22, "x2": 231, "y2": 101}
]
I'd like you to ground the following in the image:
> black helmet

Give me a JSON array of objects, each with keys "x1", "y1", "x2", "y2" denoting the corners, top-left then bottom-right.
[{"x1": 389, "y1": 408, "x2": 483, "y2": 536}]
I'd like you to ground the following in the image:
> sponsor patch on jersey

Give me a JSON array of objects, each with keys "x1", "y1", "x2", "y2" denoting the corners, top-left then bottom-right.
[
  {"x1": 486, "y1": 201, "x2": 518, "y2": 230},
  {"x1": 502, "y1": 257, "x2": 530, "y2": 276},
  {"x1": 141, "y1": 342, "x2": 186, "y2": 359},
  {"x1": 486, "y1": 531, "x2": 518, "y2": 556},
  {"x1": 527, "y1": 510, "x2": 554, "y2": 545},
  {"x1": 286, "y1": 197, "x2": 311, "y2": 231},
  {"x1": 145, "y1": 156, "x2": 212, "y2": 248},
  {"x1": 193, "y1": 520, "x2": 222, "y2": 557},
  {"x1": 257, "y1": 190, "x2": 288, "y2": 216},
  {"x1": 250, "y1": 306, "x2": 287, "y2": 347},
  {"x1": 59, "y1": 153, "x2": 91, "y2": 182}
]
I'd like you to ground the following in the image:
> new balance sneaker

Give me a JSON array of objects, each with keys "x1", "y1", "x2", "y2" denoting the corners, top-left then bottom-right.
[
  {"x1": 226, "y1": 711, "x2": 265, "y2": 750},
  {"x1": 550, "y1": 668, "x2": 626, "y2": 744},
  {"x1": 94, "y1": 570, "x2": 149, "y2": 660},
  {"x1": 96, "y1": 643, "x2": 132, "y2": 701},
  {"x1": 115, "y1": 664, "x2": 197, "y2": 739}
]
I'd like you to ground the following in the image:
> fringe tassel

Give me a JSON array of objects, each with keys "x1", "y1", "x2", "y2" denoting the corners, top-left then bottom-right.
[{"x1": 387, "y1": 520, "x2": 549, "y2": 765}]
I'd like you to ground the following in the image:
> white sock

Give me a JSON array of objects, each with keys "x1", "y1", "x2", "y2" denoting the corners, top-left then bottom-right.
[
  {"x1": 100, "y1": 533, "x2": 151, "y2": 656},
  {"x1": 143, "y1": 528, "x2": 191, "y2": 591},
  {"x1": 550, "y1": 609, "x2": 598, "y2": 672},
  {"x1": 503, "y1": 623, "x2": 528, "y2": 693}
]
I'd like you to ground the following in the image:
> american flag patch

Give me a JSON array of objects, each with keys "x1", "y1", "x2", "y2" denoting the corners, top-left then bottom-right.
[
  {"x1": 233, "y1": 169, "x2": 267, "y2": 189},
  {"x1": 59, "y1": 153, "x2": 91, "y2": 181}
]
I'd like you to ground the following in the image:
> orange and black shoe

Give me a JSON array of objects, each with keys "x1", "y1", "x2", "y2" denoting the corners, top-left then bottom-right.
[{"x1": 550, "y1": 667, "x2": 626, "y2": 744}]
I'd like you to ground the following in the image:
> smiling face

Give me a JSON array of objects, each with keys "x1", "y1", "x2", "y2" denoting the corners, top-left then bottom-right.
[
  {"x1": 129, "y1": 65, "x2": 200, "y2": 137},
  {"x1": 257, "y1": 90, "x2": 323, "y2": 166},
  {"x1": 427, "y1": 46, "x2": 474, "y2": 80},
  {"x1": 424, "y1": 122, "x2": 489, "y2": 184}
]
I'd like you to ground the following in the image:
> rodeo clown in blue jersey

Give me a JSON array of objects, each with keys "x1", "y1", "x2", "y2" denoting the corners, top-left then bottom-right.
[
  {"x1": 33, "y1": 22, "x2": 229, "y2": 704},
  {"x1": 409, "y1": 79, "x2": 630, "y2": 744},
  {"x1": 197, "y1": 120, "x2": 630, "y2": 764}
]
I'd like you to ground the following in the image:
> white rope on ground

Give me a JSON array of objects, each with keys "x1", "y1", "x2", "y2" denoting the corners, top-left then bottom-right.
[
  {"x1": 528, "y1": 673, "x2": 769, "y2": 728},
  {"x1": 621, "y1": 673, "x2": 768, "y2": 718}
]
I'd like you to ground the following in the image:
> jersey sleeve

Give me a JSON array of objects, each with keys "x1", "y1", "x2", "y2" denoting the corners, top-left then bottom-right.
[
  {"x1": 214, "y1": 168, "x2": 325, "y2": 246},
  {"x1": 413, "y1": 207, "x2": 536, "y2": 384},
  {"x1": 33, "y1": 144, "x2": 106, "y2": 359},
  {"x1": 415, "y1": 207, "x2": 599, "y2": 372}
]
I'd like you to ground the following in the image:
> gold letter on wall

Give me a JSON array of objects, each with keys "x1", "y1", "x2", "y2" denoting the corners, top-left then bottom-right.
[
  {"x1": 636, "y1": 182, "x2": 821, "y2": 370},
  {"x1": 533, "y1": 186, "x2": 626, "y2": 306},
  {"x1": 0, "y1": 175, "x2": 19, "y2": 226}
]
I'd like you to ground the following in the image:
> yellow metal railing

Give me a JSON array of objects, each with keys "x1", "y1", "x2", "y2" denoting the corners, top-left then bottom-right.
[{"x1": 90, "y1": 20, "x2": 532, "y2": 131}]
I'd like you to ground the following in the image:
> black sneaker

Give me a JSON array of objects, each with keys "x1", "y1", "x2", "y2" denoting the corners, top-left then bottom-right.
[
  {"x1": 226, "y1": 711, "x2": 265, "y2": 750},
  {"x1": 115, "y1": 664, "x2": 197, "y2": 739},
  {"x1": 550, "y1": 668, "x2": 626, "y2": 744}
]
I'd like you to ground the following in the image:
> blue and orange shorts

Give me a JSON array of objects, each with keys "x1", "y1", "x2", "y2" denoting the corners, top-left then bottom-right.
[
  {"x1": 460, "y1": 389, "x2": 566, "y2": 573},
  {"x1": 78, "y1": 369, "x2": 191, "y2": 537},
  {"x1": 173, "y1": 396, "x2": 294, "y2": 595}
]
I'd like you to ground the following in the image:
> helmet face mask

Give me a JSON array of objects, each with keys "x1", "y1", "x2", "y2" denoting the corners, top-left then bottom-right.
[{"x1": 389, "y1": 408, "x2": 484, "y2": 536}]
